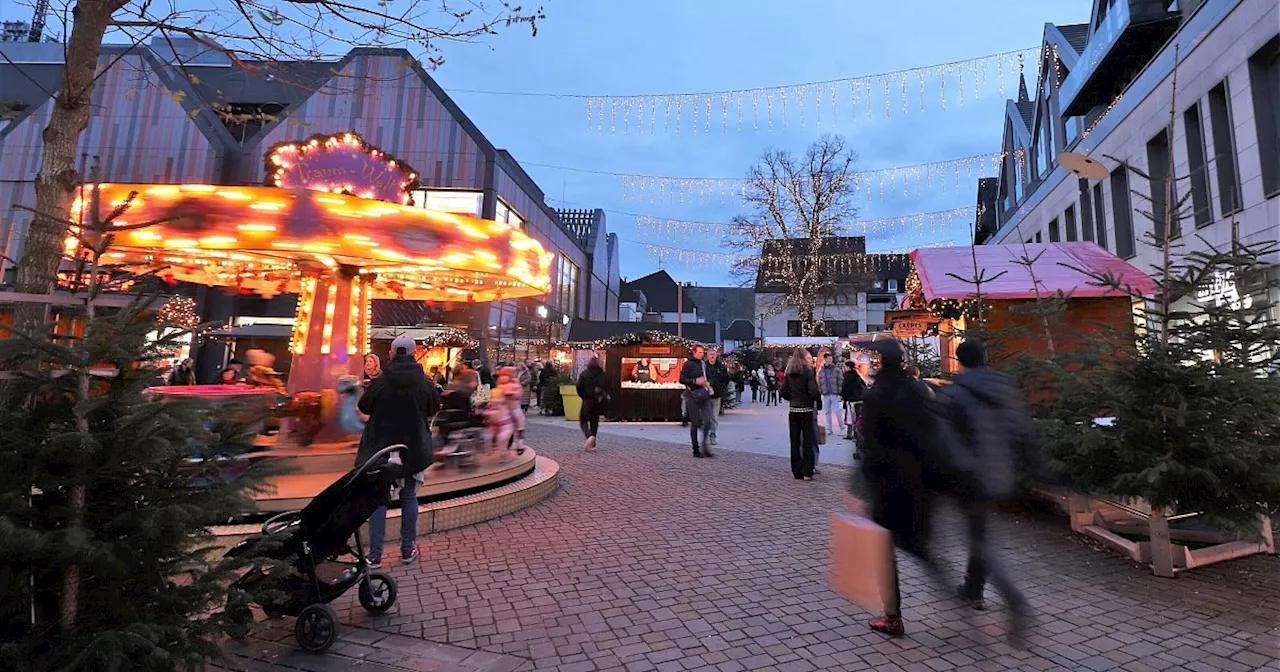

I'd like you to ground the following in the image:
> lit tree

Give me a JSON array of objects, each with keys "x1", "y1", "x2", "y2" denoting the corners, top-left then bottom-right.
[
  {"x1": 726, "y1": 134, "x2": 862, "y2": 336},
  {"x1": 10, "y1": 0, "x2": 543, "y2": 330}
]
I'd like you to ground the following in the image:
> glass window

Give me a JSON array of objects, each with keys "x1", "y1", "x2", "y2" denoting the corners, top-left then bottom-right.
[
  {"x1": 1248, "y1": 36, "x2": 1280, "y2": 197},
  {"x1": 1092, "y1": 182, "x2": 1109, "y2": 250},
  {"x1": 1048, "y1": 218, "x2": 1061, "y2": 242},
  {"x1": 1208, "y1": 81, "x2": 1243, "y2": 215},
  {"x1": 1111, "y1": 168, "x2": 1137, "y2": 258},
  {"x1": 1146, "y1": 128, "x2": 1176, "y2": 242},
  {"x1": 1035, "y1": 231, "x2": 1043, "y2": 243},
  {"x1": 1065, "y1": 204, "x2": 1078, "y2": 242},
  {"x1": 1079, "y1": 179, "x2": 1096, "y2": 243},
  {"x1": 1183, "y1": 102, "x2": 1214, "y2": 228},
  {"x1": 494, "y1": 198, "x2": 527, "y2": 229},
  {"x1": 419, "y1": 190, "x2": 483, "y2": 217},
  {"x1": 555, "y1": 255, "x2": 579, "y2": 317},
  {"x1": 887, "y1": 279, "x2": 898, "y2": 292}
]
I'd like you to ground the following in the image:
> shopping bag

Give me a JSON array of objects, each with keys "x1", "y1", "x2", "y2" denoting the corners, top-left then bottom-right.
[
  {"x1": 817, "y1": 425, "x2": 827, "y2": 445},
  {"x1": 828, "y1": 512, "x2": 894, "y2": 613}
]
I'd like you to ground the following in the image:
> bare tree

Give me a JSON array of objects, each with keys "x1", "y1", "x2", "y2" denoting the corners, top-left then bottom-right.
[
  {"x1": 726, "y1": 134, "x2": 862, "y2": 336},
  {"x1": 7, "y1": 0, "x2": 543, "y2": 329}
]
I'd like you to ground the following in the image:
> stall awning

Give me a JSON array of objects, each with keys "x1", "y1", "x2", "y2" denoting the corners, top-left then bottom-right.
[{"x1": 910, "y1": 243, "x2": 1157, "y2": 302}]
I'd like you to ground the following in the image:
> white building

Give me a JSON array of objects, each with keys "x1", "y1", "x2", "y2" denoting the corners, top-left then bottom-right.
[{"x1": 979, "y1": 0, "x2": 1279, "y2": 327}]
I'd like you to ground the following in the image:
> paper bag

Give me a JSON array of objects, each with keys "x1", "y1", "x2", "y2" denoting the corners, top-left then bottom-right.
[
  {"x1": 817, "y1": 425, "x2": 827, "y2": 445},
  {"x1": 828, "y1": 512, "x2": 894, "y2": 613}
]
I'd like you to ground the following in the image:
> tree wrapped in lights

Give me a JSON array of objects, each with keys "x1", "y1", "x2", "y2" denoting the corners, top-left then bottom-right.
[
  {"x1": 154, "y1": 296, "x2": 199, "y2": 329},
  {"x1": 726, "y1": 134, "x2": 868, "y2": 337}
]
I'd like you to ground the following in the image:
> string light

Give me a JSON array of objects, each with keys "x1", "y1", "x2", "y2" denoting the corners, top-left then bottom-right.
[
  {"x1": 643, "y1": 242, "x2": 933, "y2": 272},
  {"x1": 635, "y1": 206, "x2": 976, "y2": 242},
  {"x1": 291, "y1": 277, "x2": 319, "y2": 355},
  {"x1": 619, "y1": 153, "x2": 1008, "y2": 205},
  {"x1": 419, "y1": 328, "x2": 479, "y2": 350},
  {"x1": 154, "y1": 296, "x2": 199, "y2": 329},
  {"x1": 266, "y1": 131, "x2": 420, "y2": 205},
  {"x1": 584, "y1": 47, "x2": 1042, "y2": 135},
  {"x1": 555, "y1": 330, "x2": 707, "y2": 351}
]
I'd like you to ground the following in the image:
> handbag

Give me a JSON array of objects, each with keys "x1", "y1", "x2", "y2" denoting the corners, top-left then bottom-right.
[{"x1": 688, "y1": 386, "x2": 711, "y2": 404}]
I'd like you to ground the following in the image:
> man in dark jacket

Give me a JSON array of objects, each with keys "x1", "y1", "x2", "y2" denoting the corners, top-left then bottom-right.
[
  {"x1": 678, "y1": 345, "x2": 714, "y2": 458},
  {"x1": 357, "y1": 335, "x2": 440, "y2": 568},
  {"x1": 704, "y1": 349, "x2": 731, "y2": 445},
  {"x1": 840, "y1": 360, "x2": 865, "y2": 441},
  {"x1": 856, "y1": 339, "x2": 952, "y2": 637},
  {"x1": 944, "y1": 338, "x2": 1034, "y2": 630}
]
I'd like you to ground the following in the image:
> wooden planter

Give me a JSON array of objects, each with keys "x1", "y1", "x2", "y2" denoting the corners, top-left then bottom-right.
[{"x1": 1036, "y1": 486, "x2": 1276, "y2": 577}]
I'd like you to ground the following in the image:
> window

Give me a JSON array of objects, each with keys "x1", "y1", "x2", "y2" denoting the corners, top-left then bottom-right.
[
  {"x1": 418, "y1": 189, "x2": 483, "y2": 217},
  {"x1": 555, "y1": 255, "x2": 579, "y2": 317},
  {"x1": 1079, "y1": 179, "x2": 1096, "y2": 242},
  {"x1": 1183, "y1": 103, "x2": 1214, "y2": 227},
  {"x1": 887, "y1": 279, "x2": 898, "y2": 292},
  {"x1": 1146, "y1": 128, "x2": 1176, "y2": 242},
  {"x1": 494, "y1": 198, "x2": 527, "y2": 229},
  {"x1": 1111, "y1": 168, "x2": 1136, "y2": 258},
  {"x1": 1048, "y1": 218, "x2": 1061, "y2": 242},
  {"x1": 1248, "y1": 36, "x2": 1280, "y2": 197},
  {"x1": 1208, "y1": 81, "x2": 1243, "y2": 215},
  {"x1": 1034, "y1": 231, "x2": 1043, "y2": 243},
  {"x1": 815, "y1": 320, "x2": 860, "y2": 337},
  {"x1": 1092, "y1": 182, "x2": 1109, "y2": 250},
  {"x1": 1065, "y1": 204, "x2": 1078, "y2": 241}
]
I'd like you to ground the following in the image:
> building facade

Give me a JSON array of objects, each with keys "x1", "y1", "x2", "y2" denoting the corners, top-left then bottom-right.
[
  {"x1": 0, "y1": 39, "x2": 619, "y2": 367},
  {"x1": 981, "y1": 0, "x2": 1279, "y2": 330}
]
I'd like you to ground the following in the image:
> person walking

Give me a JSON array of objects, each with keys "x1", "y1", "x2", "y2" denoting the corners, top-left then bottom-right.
[
  {"x1": 576, "y1": 356, "x2": 609, "y2": 451},
  {"x1": 516, "y1": 362, "x2": 534, "y2": 412},
  {"x1": 747, "y1": 367, "x2": 760, "y2": 402},
  {"x1": 678, "y1": 345, "x2": 715, "y2": 458},
  {"x1": 943, "y1": 339, "x2": 1036, "y2": 635},
  {"x1": 840, "y1": 359, "x2": 866, "y2": 442},
  {"x1": 168, "y1": 358, "x2": 197, "y2": 386},
  {"x1": 705, "y1": 349, "x2": 730, "y2": 445},
  {"x1": 356, "y1": 335, "x2": 440, "y2": 568},
  {"x1": 764, "y1": 365, "x2": 779, "y2": 406},
  {"x1": 780, "y1": 348, "x2": 820, "y2": 480},
  {"x1": 856, "y1": 338, "x2": 953, "y2": 637},
  {"x1": 816, "y1": 351, "x2": 843, "y2": 436}
]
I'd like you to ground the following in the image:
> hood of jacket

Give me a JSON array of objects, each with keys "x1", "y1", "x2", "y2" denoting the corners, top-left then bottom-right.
[
  {"x1": 952, "y1": 367, "x2": 1018, "y2": 407},
  {"x1": 383, "y1": 353, "x2": 428, "y2": 389}
]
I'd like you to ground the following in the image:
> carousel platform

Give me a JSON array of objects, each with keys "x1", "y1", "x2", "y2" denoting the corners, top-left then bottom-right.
[{"x1": 212, "y1": 441, "x2": 560, "y2": 552}]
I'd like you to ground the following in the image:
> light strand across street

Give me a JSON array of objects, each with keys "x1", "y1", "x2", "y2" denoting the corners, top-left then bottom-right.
[
  {"x1": 635, "y1": 206, "x2": 976, "y2": 242},
  {"x1": 642, "y1": 240, "x2": 953, "y2": 271}
]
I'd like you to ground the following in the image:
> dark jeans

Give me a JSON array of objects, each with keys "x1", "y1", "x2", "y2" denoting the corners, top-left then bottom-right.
[
  {"x1": 580, "y1": 414, "x2": 599, "y2": 439},
  {"x1": 368, "y1": 478, "x2": 419, "y2": 561},
  {"x1": 788, "y1": 410, "x2": 815, "y2": 478},
  {"x1": 686, "y1": 396, "x2": 710, "y2": 451},
  {"x1": 962, "y1": 501, "x2": 1028, "y2": 613},
  {"x1": 883, "y1": 543, "x2": 948, "y2": 618}
]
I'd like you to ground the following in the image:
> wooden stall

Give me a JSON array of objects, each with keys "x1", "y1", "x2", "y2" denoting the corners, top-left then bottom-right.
[{"x1": 560, "y1": 330, "x2": 707, "y2": 422}]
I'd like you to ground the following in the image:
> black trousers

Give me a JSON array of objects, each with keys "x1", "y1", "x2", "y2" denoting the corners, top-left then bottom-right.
[
  {"x1": 788, "y1": 410, "x2": 816, "y2": 478},
  {"x1": 580, "y1": 414, "x2": 599, "y2": 439},
  {"x1": 686, "y1": 397, "x2": 709, "y2": 451},
  {"x1": 962, "y1": 501, "x2": 1028, "y2": 613}
]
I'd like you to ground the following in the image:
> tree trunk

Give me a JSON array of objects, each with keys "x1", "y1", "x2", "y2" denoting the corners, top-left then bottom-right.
[{"x1": 13, "y1": 2, "x2": 117, "y2": 330}]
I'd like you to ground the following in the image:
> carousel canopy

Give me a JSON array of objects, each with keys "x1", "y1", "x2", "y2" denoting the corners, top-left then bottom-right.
[
  {"x1": 71, "y1": 182, "x2": 554, "y2": 302},
  {"x1": 910, "y1": 242, "x2": 1158, "y2": 302}
]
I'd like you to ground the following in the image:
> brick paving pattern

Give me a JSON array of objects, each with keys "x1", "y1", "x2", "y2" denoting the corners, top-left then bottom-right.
[{"x1": 224, "y1": 420, "x2": 1280, "y2": 671}]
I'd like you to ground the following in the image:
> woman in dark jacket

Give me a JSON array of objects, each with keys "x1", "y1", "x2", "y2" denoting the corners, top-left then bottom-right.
[
  {"x1": 779, "y1": 348, "x2": 820, "y2": 480},
  {"x1": 840, "y1": 360, "x2": 866, "y2": 440},
  {"x1": 356, "y1": 335, "x2": 440, "y2": 567},
  {"x1": 576, "y1": 357, "x2": 609, "y2": 451}
]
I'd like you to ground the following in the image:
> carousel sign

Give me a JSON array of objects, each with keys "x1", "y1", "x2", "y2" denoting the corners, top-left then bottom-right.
[{"x1": 266, "y1": 132, "x2": 420, "y2": 205}]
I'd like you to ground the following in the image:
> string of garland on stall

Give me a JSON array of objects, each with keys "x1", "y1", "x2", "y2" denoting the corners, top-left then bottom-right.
[
  {"x1": 555, "y1": 330, "x2": 707, "y2": 352},
  {"x1": 419, "y1": 328, "x2": 478, "y2": 350}
]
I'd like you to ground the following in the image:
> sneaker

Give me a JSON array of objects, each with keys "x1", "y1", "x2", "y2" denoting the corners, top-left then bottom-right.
[
  {"x1": 869, "y1": 615, "x2": 905, "y2": 637},
  {"x1": 402, "y1": 548, "x2": 419, "y2": 564},
  {"x1": 956, "y1": 584, "x2": 987, "y2": 611},
  {"x1": 367, "y1": 558, "x2": 382, "y2": 569},
  {"x1": 585, "y1": 436, "x2": 596, "y2": 451}
]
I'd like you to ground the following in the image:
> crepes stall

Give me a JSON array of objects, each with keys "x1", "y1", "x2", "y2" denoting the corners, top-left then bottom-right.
[{"x1": 559, "y1": 322, "x2": 714, "y2": 422}]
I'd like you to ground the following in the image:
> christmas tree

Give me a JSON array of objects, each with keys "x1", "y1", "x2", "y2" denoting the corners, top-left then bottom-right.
[{"x1": 0, "y1": 188, "x2": 274, "y2": 670}]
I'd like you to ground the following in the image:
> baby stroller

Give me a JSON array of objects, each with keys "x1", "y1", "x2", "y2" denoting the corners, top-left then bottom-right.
[
  {"x1": 432, "y1": 389, "x2": 486, "y2": 469},
  {"x1": 222, "y1": 444, "x2": 407, "y2": 653}
]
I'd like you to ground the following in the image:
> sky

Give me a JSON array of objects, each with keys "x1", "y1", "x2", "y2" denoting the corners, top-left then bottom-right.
[{"x1": 4, "y1": 0, "x2": 1095, "y2": 285}]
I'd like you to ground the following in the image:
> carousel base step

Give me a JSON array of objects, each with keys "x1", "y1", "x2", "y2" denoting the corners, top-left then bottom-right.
[
  {"x1": 252, "y1": 448, "x2": 538, "y2": 512},
  {"x1": 212, "y1": 455, "x2": 559, "y2": 552}
]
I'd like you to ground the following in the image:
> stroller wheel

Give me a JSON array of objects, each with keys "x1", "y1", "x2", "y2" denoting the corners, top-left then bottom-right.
[
  {"x1": 358, "y1": 571, "x2": 398, "y2": 614},
  {"x1": 294, "y1": 603, "x2": 340, "y2": 653}
]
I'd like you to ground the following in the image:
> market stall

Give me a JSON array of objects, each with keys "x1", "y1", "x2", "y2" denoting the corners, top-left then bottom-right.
[{"x1": 562, "y1": 331, "x2": 704, "y2": 422}]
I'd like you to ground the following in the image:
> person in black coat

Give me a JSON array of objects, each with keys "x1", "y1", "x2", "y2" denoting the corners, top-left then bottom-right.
[
  {"x1": 840, "y1": 360, "x2": 865, "y2": 441},
  {"x1": 168, "y1": 358, "x2": 197, "y2": 386},
  {"x1": 678, "y1": 345, "x2": 714, "y2": 458},
  {"x1": 575, "y1": 356, "x2": 609, "y2": 451},
  {"x1": 855, "y1": 338, "x2": 953, "y2": 638},
  {"x1": 356, "y1": 335, "x2": 440, "y2": 567},
  {"x1": 779, "y1": 348, "x2": 820, "y2": 480}
]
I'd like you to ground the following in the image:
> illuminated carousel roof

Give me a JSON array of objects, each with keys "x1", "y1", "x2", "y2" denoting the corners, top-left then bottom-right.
[{"x1": 71, "y1": 182, "x2": 554, "y2": 302}]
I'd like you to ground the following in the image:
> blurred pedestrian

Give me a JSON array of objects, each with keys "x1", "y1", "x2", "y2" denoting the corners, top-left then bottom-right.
[
  {"x1": 168, "y1": 358, "x2": 197, "y2": 386},
  {"x1": 577, "y1": 356, "x2": 609, "y2": 451}
]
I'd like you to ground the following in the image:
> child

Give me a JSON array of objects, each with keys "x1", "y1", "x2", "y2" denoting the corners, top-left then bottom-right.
[
  {"x1": 486, "y1": 367, "x2": 525, "y2": 455},
  {"x1": 500, "y1": 366, "x2": 528, "y2": 453}
]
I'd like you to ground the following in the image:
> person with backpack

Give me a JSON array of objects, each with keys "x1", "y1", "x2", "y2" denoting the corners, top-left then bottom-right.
[
  {"x1": 356, "y1": 335, "x2": 440, "y2": 568},
  {"x1": 942, "y1": 338, "x2": 1037, "y2": 637}
]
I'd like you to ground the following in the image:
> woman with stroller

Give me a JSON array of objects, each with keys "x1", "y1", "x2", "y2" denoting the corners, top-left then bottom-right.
[
  {"x1": 576, "y1": 356, "x2": 609, "y2": 451},
  {"x1": 356, "y1": 335, "x2": 440, "y2": 568}
]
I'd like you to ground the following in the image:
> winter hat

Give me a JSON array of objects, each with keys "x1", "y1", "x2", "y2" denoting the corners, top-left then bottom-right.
[
  {"x1": 391, "y1": 335, "x2": 416, "y2": 356},
  {"x1": 956, "y1": 338, "x2": 988, "y2": 368}
]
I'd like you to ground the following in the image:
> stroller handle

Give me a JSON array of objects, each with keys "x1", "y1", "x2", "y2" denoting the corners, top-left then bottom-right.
[{"x1": 344, "y1": 443, "x2": 408, "y2": 489}]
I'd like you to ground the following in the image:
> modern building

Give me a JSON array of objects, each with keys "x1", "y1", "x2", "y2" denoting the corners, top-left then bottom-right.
[
  {"x1": 0, "y1": 39, "x2": 619, "y2": 372},
  {"x1": 979, "y1": 0, "x2": 1278, "y2": 328},
  {"x1": 753, "y1": 236, "x2": 910, "y2": 337}
]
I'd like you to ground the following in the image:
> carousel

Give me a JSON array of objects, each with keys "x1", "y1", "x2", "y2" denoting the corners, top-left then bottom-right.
[{"x1": 68, "y1": 132, "x2": 558, "y2": 522}]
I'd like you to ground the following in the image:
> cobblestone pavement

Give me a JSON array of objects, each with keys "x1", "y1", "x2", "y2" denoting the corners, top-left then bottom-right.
[{"x1": 225, "y1": 420, "x2": 1280, "y2": 672}]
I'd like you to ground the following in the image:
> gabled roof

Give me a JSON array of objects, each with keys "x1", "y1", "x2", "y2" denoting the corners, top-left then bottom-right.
[
  {"x1": 910, "y1": 243, "x2": 1158, "y2": 302},
  {"x1": 622, "y1": 270, "x2": 697, "y2": 314},
  {"x1": 722, "y1": 319, "x2": 756, "y2": 341}
]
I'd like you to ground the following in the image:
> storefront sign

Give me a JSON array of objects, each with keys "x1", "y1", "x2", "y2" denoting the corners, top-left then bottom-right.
[
  {"x1": 884, "y1": 309, "x2": 936, "y2": 325},
  {"x1": 266, "y1": 132, "x2": 419, "y2": 204},
  {"x1": 637, "y1": 345, "x2": 673, "y2": 355},
  {"x1": 892, "y1": 320, "x2": 928, "y2": 338}
]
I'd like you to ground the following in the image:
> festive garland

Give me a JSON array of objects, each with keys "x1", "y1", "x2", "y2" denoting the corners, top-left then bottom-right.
[
  {"x1": 556, "y1": 330, "x2": 707, "y2": 351},
  {"x1": 419, "y1": 328, "x2": 478, "y2": 350},
  {"x1": 264, "y1": 131, "x2": 421, "y2": 204},
  {"x1": 902, "y1": 267, "x2": 986, "y2": 328}
]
